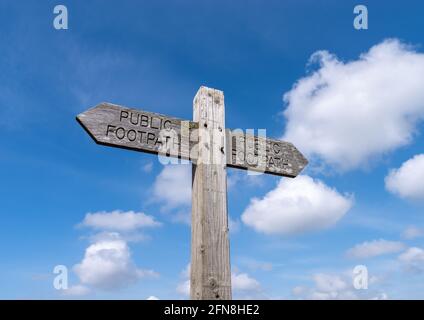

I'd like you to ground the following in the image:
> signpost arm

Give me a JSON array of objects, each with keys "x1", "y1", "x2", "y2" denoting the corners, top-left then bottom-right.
[{"x1": 191, "y1": 86, "x2": 232, "y2": 300}]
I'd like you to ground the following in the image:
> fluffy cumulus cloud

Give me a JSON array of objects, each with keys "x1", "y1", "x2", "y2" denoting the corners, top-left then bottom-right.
[
  {"x1": 385, "y1": 154, "x2": 424, "y2": 201},
  {"x1": 283, "y1": 39, "x2": 424, "y2": 171},
  {"x1": 293, "y1": 273, "x2": 357, "y2": 300},
  {"x1": 74, "y1": 233, "x2": 158, "y2": 290},
  {"x1": 176, "y1": 279, "x2": 191, "y2": 297},
  {"x1": 80, "y1": 210, "x2": 161, "y2": 231},
  {"x1": 398, "y1": 247, "x2": 424, "y2": 273},
  {"x1": 232, "y1": 272, "x2": 261, "y2": 292},
  {"x1": 241, "y1": 175, "x2": 353, "y2": 235},
  {"x1": 153, "y1": 164, "x2": 192, "y2": 224},
  {"x1": 153, "y1": 164, "x2": 191, "y2": 208},
  {"x1": 313, "y1": 274, "x2": 349, "y2": 295},
  {"x1": 72, "y1": 211, "x2": 160, "y2": 292},
  {"x1": 346, "y1": 239, "x2": 406, "y2": 259}
]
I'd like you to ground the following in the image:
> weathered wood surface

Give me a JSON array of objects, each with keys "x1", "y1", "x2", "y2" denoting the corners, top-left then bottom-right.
[
  {"x1": 76, "y1": 89, "x2": 309, "y2": 302},
  {"x1": 191, "y1": 86, "x2": 232, "y2": 300},
  {"x1": 77, "y1": 102, "x2": 307, "y2": 178},
  {"x1": 76, "y1": 102, "x2": 198, "y2": 159},
  {"x1": 226, "y1": 129, "x2": 308, "y2": 178}
]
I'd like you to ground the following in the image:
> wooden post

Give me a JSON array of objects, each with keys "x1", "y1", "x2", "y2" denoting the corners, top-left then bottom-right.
[
  {"x1": 76, "y1": 87, "x2": 308, "y2": 301},
  {"x1": 191, "y1": 86, "x2": 232, "y2": 300}
]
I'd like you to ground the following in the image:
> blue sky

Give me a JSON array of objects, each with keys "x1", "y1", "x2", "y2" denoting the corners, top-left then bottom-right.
[{"x1": 1, "y1": 0, "x2": 424, "y2": 299}]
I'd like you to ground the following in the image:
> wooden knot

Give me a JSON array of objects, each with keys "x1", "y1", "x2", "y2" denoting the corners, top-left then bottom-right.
[
  {"x1": 213, "y1": 288, "x2": 220, "y2": 299},
  {"x1": 208, "y1": 277, "x2": 217, "y2": 288}
]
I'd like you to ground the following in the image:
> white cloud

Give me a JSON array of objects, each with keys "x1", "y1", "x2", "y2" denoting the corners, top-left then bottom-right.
[
  {"x1": 153, "y1": 164, "x2": 191, "y2": 210},
  {"x1": 61, "y1": 285, "x2": 90, "y2": 296},
  {"x1": 398, "y1": 247, "x2": 424, "y2": 272},
  {"x1": 313, "y1": 273, "x2": 348, "y2": 293},
  {"x1": 176, "y1": 279, "x2": 191, "y2": 297},
  {"x1": 146, "y1": 296, "x2": 159, "y2": 300},
  {"x1": 74, "y1": 233, "x2": 158, "y2": 290},
  {"x1": 232, "y1": 272, "x2": 261, "y2": 292},
  {"x1": 385, "y1": 154, "x2": 424, "y2": 200},
  {"x1": 241, "y1": 175, "x2": 353, "y2": 235},
  {"x1": 346, "y1": 239, "x2": 406, "y2": 259},
  {"x1": 292, "y1": 271, "x2": 388, "y2": 300},
  {"x1": 402, "y1": 226, "x2": 424, "y2": 240},
  {"x1": 292, "y1": 273, "x2": 357, "y2": 300},
  {"x1": 283, "y1": 39, "x2": 424, "y2": 171},
  {"x1": 80, "y1": 210, "x2": 161, "y2": 232}
]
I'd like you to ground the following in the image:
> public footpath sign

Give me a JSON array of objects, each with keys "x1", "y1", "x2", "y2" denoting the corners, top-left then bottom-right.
[{"x1": 76, "y1": 86, "x2": 308, "y2": 300}]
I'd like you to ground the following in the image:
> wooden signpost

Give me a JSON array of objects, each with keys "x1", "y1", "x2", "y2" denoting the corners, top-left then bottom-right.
[
  {"x1": 76, "y1": 102, "x2": 198, "y2": 160},
  {"x1": 77, "y1": 86, "x2": 308, "y2": 300},
  {"x1": 226, "y1": 130, "x2": 308, "y2": 178}
]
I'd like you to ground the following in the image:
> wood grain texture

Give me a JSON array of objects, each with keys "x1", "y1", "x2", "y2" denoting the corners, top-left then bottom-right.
[
  {"x1": 76, "y1": 103, "x2": 307, "y2": 177},
  {"x1": 226, "y1": 130, "x2": 308, "y2": 178},
  {"x1": 191, "y1": 86, "x2": 232, "y2": 300},
  {"x1": 76, "y1": 102, "x2": 198, "y2": 160}
]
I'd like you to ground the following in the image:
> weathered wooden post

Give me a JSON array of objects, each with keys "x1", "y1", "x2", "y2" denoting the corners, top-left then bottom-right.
[
  {"x1": 191, "y1": 86, "x2": 232, "y2": 300},
  {"x1": 76, "y1": 86, "x2": 308, "y2": 301}
]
